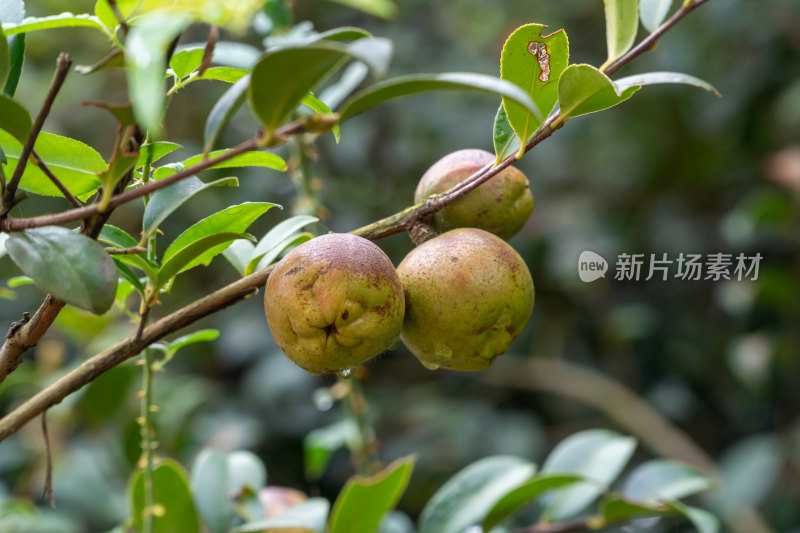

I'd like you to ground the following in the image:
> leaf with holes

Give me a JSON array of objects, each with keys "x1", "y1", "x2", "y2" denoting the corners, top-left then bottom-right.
[
  {"x1": 500, "y1": 24, "x2": 568, "y2": 157},
  {"x1": 5, "y1": 226, "x2": 118, "y2": 314},
  {"x1": 556, "y1": 64, "x2": 640, "y2": 122}
]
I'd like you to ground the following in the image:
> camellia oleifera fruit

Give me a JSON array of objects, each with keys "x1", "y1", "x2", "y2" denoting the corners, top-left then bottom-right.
[
  {"x1": 264, "y1": 233, "x2": 405, "y2": 374},
  {"x1": 414, "y1": 148, "x2": 533, "y2": 240},
  {"x1": 397, "y1": 228, "x2": 534, "y2": 371}
]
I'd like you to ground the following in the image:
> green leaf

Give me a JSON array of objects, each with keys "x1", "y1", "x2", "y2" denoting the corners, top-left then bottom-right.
[
  {"x1": 1, "y1": 13, "x2": 108, "y2": 36},
  {"x1": 162, "y1": 202, "x2": 278, "y2": 273},
  {"x1": 600, "y1": 494, "x2": 671, "y2": 522},
  {"x1": 251, "y1": 232, "x2": 313, "y2": 275},
  {"x1": 166, "y1": 329, "x2": 220, "y2": 353},
  {"x1": 204, "y1": 74, "x2": 250, "y2": 153},
  {"x1": 136, "y1": 142, "x2": 183, "y2": 170},
  {"x1": 0, "y1": 29, "x2": 9, "y2": 89},
  {"x1": 222, "y1": 239, "x2": 255, "y2": 276},
  {"x1": 246, "y1": 215, "x2": 319, "y2": 275},
  {"x1": 112, "y1": 258, "x2": 145, "y2": 295},
  {"x1": 0, "y1": 93, "x2": 31, "y2": 141},
  {"x1": 500, "y1": 24, "x2": 569, "y2": 156},
  {"x1": 623, "y1": 459, "x2": 715, "y2": 504},
  {"x1": 169, "y1": 48, "x2": 204, "y2": 79},
  {"x1": 0, "y1": 129, "x2": 106, "y2": 198},
  {"x1": 129, "y1": 459, "x2": 200, "y2": 533},
  {"x1": 418, "y1": 456, "x2": 536, "y2": 533},
  {"x1": 184, "y1": 67, "x2": 249, "y2": 85},
  {"x1": 327, "y1": 0, "x2": 397, "y2": 19},
  {"x1": 94, "y1": 0, "x2": 138, "y2": 31},
  {"x1": 182, "y1": 150, "x2": 287, "y2": 172},
  {"x1": 249, "y1": 45, "x2": 350, "y2": 134},
  {"x1": 639, "y1": 0, "x2": 674, "y2": 33},
  {"x1": 339, "y1": 72, "x2": 540, "y2": 122},
  {"x1": 492, "y1": 104, "x2": 519, "y2": 164},
  {"x1": 5, "y1": 226, "x2": 118, "y2": 314},
  {"x1": 301, "y1": 93, "x2": 341, "y2": 143},
  {"x1": 482, "y1": 473, "x2": 584, "y2": 530},
  {"x1": 99, "y1": 224, "x2": 139, "y2": 249},
  {"x1": 158, "y1": 232, "x2": 253, "y2": 286},
  {"x1": 556, "y1": 64, "x2": 640, "y2": 121},
  {"x1": 125, "y1": 12, "x2": 191, "y2": 134},
  {"x1": 602, "y1": 0, "x2": 639, "y2": 68},
  {"x1": 191, "y1": 449, "x2": 230, "y2": 533},
  {"x1": 262, "y1": 0, "x2": 294, "y2": 34},
  {"x1": 3, "y1": 33, "x2": 24, "y2": 97},
  {"x1": 310, "y1": 27, "x2": 373, "y2": 43},
  {"x1": 304, "y1": 420, "x2": 359, "y2": 481},
  {"x1": 329, "y1": 456, "x2": 415, "y2": 533},
  {"x1": 540, "y1": 429, "x2": 637, "y2": 521},
  {"x1": 614, "y1": 71, "x2": 721, "y2": 96},
  {"x1": 234, "y1": 498, "x2": 329, "y2": 532},
  {"x1": 142, "y1": 176, "x2": 238, "y2": 239},
  {"x1": 667, "y1": 501, "x2": 720, "y2": 533}
]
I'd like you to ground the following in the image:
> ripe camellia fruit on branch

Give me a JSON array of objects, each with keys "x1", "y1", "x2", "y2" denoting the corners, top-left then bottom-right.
[
  {"x1": 397, "y1": 228, "x2": 534, "y2": 371},
  {"x1": 264, "y1": 233, "x2": 405, "y2": 374},
  {"x1": 415, "y1": 149, "x2": 534, "y2": 240}
]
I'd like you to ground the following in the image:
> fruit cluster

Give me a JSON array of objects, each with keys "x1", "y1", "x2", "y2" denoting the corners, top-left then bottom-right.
[{"x1": 264, "y1": 149, "x2": 535, "y2": 374}]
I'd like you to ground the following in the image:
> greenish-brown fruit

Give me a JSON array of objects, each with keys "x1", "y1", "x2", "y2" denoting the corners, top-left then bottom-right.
[
  {"x1": 397, "y1": 228, "x2": 534, "y2": 371},
  {"x1": 414, "y1": 148, "x2": 534, "y2": 240},
  {"x1": 264, "y1": 233, "x2": 405, "y2": 374}
]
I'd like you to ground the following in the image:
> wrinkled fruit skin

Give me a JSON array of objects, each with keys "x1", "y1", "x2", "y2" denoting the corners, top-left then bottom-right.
[
  {"x1": 415, "y1": 148, "x2": 534, "y2": 240},
  {"x1": 264, "y1": 233, "x2": 405, "y2": 374},
  {"x1": 397, "y1": 228, "x2": 534, "y2": 371}
]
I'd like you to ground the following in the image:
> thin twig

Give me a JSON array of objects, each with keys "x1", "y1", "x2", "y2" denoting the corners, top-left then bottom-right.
[
  {"x1": 41, "y1": 411, "x2": 55, "y2": 508},
  {"x1": 31, "y1": 150, "x2": 82, "y2": 208},
  {"x1": 197, "y1": 25, "x2": 219, "y2": 77},
  {"x1": 2, "y1": 53, "x2": 72, "y2": 211}
]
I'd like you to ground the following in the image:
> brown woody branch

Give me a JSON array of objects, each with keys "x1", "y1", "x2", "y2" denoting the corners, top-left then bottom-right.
[{"x1": 0, "y1": 0, "x2": 713, "y2": 441}]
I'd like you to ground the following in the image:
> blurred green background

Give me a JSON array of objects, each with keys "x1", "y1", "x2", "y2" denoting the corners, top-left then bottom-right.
[{"x1": 1, "y1": 0, "x2": 799, "y2": 531}]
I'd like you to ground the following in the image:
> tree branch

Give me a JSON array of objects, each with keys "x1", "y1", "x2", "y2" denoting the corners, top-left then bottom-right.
[{"x1": 2, "y1": 53, "x2": 72, "y2": 211}]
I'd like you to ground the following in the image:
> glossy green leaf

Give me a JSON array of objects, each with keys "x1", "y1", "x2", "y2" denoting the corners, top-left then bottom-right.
[
  {"x1": 235, "y1": 498, "x2": 329, "y2": 532},
  {"x1": 340, "y1": 73, "x2": 539, "y2": 121},
  {"x1": 0, "y1": 93, "x2": 31, "y2": 141},
  {"x1": 668, "y1": 501, "x2": 720, "y2": 533},
  {"x1": 114, "y1": 253, "x2": 159, "y2": 286},
  {"x1": 327, "y1": 0, "x2": 397, "y2": 19},
  {"x1": 94, "y1": 0, "x2": 138, "y2": 31},
  {"x1": 623, "y1": 459, "x2": 715, "y2": 504},
  {"x1": 126, "y1": 12, "x2": 191, "y2": 134},
  {"x1": 0, "y1": 129, "x2": 106, "y2": 199},
  {"x1": 418, "y1": 456, "x2": 536, "y2": 533},
  {"x1": 162, "y1": 202, "x2": 278, "y2": 274},
  {"x1": 246, "y1": 215, "x2": 319, "y2": 275},
  {"x1": 99, "y1": 224, "x2": 139, "y2": 249},
  {"x1": 301, "y1": 93, "x2": 341, "y2": 143},
  {"x1": 184, "y1": 67, "x2": 249, "y2": 85},
  {"x1": 166, "y1": 329, "x2": 219, "y2": 353},
  {"x1": 136, "y1": 142, "x2": 183, "y2": 170},
  {"x1": 112, "y1": 258, "x2": 145, "y2": 295},
  {"x1": 250, "y1": 232, "x2": 312, "y2": 275},
  {"x1": 7, "y1": 275, "x2": 32, "y2": 287},
  {"x1": 182, "y1": 150, "x2": 287, "y2": 172},
  {"x1": 602, "y1": 0, "x2": 638, "y2": 68},
  {"x1": 191, "y1": 449, "x2": 230, "y2": 533},
  {"x1": 3, "y1": 33, "x2": 24, "y2": 97},
  {"x1": 304, "y1": 420, "x2": 359, "y2": 481},
  {"x1": 0, "y1": 29, "x2": 9, "y2": 89},
  {"x1": 329, "y1": 456, "x2": 415, "y2": 533},
  {"x1": 262, "y1": 0, "x2": 293, "y2": 34},
  {"x1": 249, "y1": 45, "x2": 350, "y2": 134},
  {"x1": 600, "y1": 495, "x2": 671, "y2": 521},
  {"x1": 492, "y1": 104, "x2": 519, "y2": 164},
  {"x1": 1, "y1": 13, "x2": 108, "y2": 36},
  {"x1": 129, "y1": 459, "x2": 200, "y2": 533},
  {"x1": 556, "y1": 64, "x2": 640, "y2": 121},
  {"x1": 222, "y1": 239, "x2": 255, "y2": 276},
  {"x1": 640, "y1": 0, "x2": 674, "y2": 32},
  {"x1": 614, "y1": 71, "x2": 721, "y2": 96},
  {"x1": 540, "y1": 429, "x2": 637, "y2": 521},
  {"x1": 142, "y1": 176, "x2": 238, "y2": 239},
  {"x1": 500, "y1": 24, "x2": 568, "y2": 155},
  {"x1": 482, "y1": 473, "x2": 584, "y2": 530},
  {"x1": 310, "y1": 26, "x2": 373, "y2": 43},
  {"x1": 158, "y1": 232, "x2": 253, "y2": 286},
  {"x1": 169, "y1": 48, "x2": 204, "y2": 79},
  {"x1": 204, "y1": 74, "x2": 250, "y2": 153},
  {"x1": 5, "y1": 227, "x2": 118, "y2": 314}
]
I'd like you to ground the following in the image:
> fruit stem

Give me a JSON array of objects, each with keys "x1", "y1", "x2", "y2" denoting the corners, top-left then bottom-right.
[{"x1": 340, "y1": 373, "x2": 381, "y2": 476}]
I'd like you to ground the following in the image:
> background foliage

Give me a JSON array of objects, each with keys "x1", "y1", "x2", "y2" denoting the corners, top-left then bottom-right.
[{"x1": 0, "y1": 0, "x2": 798, "y2": 531}]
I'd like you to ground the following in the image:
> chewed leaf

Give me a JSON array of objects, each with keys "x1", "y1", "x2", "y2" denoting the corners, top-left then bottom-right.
[
  {"x1": 556, "y1": 64, "x2": 639, "y2": 122},
  {"x1": 500, "y1": 24, "x2": 569, "y2": 157}
]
